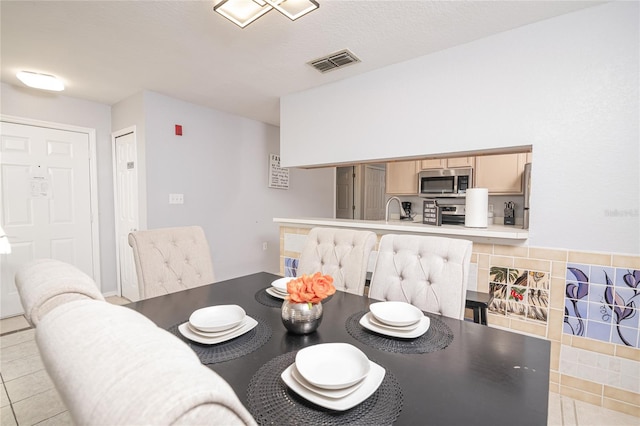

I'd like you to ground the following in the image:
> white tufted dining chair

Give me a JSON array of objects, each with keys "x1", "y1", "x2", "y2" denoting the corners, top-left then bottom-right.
[
  {"x1": 368, "y1": 234, "x2": 473, "y2": 320},
  {"x1": 296, "y1": 227, "x2": 377, "y2": 296},
  {"x1": 128, "y1": 226, "x2": 215, "y2": 299}
]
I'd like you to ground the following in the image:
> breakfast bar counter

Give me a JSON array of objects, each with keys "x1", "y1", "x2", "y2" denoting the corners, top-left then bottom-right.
[{"x1": 274, "y1": 217, "x2": 529, "y2": 244}]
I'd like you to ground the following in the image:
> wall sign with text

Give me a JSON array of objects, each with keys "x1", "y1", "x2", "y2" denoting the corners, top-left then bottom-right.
[{"x1": 269, "y1": 154, "x2": 289, "y2": 190}]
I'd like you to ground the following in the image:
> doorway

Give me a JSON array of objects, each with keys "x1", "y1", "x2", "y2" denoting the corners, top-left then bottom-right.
[
  {"x1": 112, "y1": 128, "x2": 140, "y2": 301},
  {"x1": 336, "y1": 166, "x2": 355, "y2": 219},
  {"x1": 335, "y1": 164, "x2": 386, "y2": 220},
  {"x1": 0, "y1": 117, "x2": 100, "y2": 318}
]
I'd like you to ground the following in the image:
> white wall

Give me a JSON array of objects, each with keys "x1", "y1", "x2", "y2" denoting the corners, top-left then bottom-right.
[
  {"x1": 0, "y1": 82, "x2": 118, "y2": 291},
  {"x1": 1, "y1": 84, "x2": 335, "y2": 293},
  {"x1": 141, "y1": 91, "x2": 334, "y2": 280},
  {"x1": 281, "y1": 2, "x2": 639, "y2": 255}
]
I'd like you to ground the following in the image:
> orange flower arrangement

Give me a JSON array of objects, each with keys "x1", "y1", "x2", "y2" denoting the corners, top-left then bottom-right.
[{"x1": 286, "y1": 272, "x2": 336, "y2": 306}]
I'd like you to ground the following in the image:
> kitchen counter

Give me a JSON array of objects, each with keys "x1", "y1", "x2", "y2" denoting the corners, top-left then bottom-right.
[{"x1": 273, "y1": 217, "x2": 529, "y2": 244}]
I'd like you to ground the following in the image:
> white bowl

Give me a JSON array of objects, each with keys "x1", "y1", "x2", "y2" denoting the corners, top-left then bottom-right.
[
  {"x1": 369, "y1": 301, "x2": 423, "y2": 327},
  {"x1": 295, "y1": 343, "x2": 370, "y2": 390},
  {"x1": 271, "y1": 277, "x2": 294, "y2": 294},
  {"x1": 189, "y1": 304, "x2": 246, "y2": 332}
]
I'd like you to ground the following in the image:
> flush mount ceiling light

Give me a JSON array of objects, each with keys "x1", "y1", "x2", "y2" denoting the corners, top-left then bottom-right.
[
  {"x1": 214, "y1": 0, "x2": 319, "y2": 28},
  {"x1": 16, "y1": 71, "x2": 64, "y2": 91}
]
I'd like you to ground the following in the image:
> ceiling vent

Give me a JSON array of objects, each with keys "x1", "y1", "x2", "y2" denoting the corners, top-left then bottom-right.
[{"x1": 308, "y1": 49, "x2": 361, "y2": 73}]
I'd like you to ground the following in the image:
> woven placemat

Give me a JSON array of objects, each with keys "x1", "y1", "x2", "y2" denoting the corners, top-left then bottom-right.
[
  {"x1": 247, "y1": 351, "x2": 403, "y2": 425},
  {"x1": 254, "y1": 287, "x2": 334, "y2": 309},
  {"x1": 168, "y1": 316, "x2": 272, "y2": 364},
  {"x1": 346, "y1": 311, "x2": 453, "y2": 354},
  {"x1": 255, "y1": 287, "x2": 284, "y2": 308}
]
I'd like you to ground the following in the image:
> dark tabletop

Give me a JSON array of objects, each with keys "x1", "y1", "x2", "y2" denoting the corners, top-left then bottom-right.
[{"x1": 127, "y1": 272, "x2": 550, "y2": 425}]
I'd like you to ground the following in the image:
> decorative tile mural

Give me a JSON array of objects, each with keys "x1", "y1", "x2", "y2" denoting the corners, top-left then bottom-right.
[
  {"x1": 488, "y1": 267, "x2": 550, "y2": 323},
  {"x1": 563, "y1": 265, "x2": 640, "y2": 348},
  {"x1": 284, "y1": 257, "x2": 298, "y2": 277}
]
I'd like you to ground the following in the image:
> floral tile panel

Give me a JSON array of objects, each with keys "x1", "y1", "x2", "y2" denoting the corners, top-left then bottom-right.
[
  {"x1": 564, "y1": 264, "x2": 640, "y2": 348},
  {"x1": 284, "y1": 257, "x2": 299, "y2": 277},
  {"x1": 488, "y1": 267, "x2": 549, "y2": 323}
]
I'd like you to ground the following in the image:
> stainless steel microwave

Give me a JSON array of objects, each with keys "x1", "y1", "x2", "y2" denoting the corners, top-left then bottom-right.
[{"x1": 418, "y1": 168, "x2": 472, "y2": 197}]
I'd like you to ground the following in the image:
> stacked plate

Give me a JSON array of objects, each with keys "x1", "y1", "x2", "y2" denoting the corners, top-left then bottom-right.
[
  {"x1": 178, "y1": 304, "x2": 258, "y2": 344},
  {"x1": 280, "y1": 343, "x2": 385, "y2": 411},
  {"x1": 359, "y1": 301, "x2": 430, "y2": 338},
  {"x1": 266, "y1": 277, "x2": 293, "y2": 299}
]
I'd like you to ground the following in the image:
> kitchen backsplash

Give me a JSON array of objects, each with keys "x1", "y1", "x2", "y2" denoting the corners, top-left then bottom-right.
[{"x1": 396, "y1": 194, "x2": 526, "y2": 224}]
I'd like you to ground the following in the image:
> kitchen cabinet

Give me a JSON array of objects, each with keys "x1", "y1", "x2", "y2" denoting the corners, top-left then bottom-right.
[
  {"x1": 474, "y1": 153, "x2": 528, "y2": 194},
  {"x1": 386, "y1": 160, "x2": 418, "y2": 194},
  {"x1": 420, "y1": 157, "x2": 474, "y2": 170},
  {"x1": 446, "y1": 157, "x2": 475, "y2": 168},
  {"x1": 420, "y1": 159, "x2": 446, "y2": 169}
]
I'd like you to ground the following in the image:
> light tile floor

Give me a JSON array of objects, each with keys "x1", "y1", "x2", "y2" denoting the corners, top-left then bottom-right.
[{"x1": 2, "y1": 299, "x2": 639, "y2": 426}]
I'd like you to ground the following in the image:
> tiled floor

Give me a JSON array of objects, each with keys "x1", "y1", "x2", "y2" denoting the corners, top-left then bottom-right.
[{"x1": 1, "y1": 299, "x2": 639, "y2": 426}]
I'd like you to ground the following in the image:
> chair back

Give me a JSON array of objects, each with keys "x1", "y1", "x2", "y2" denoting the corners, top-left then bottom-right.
[
  {"x1": 368, "y1": 234, "x2": 472, "y2": 319},
  {"x1": 128, "y1": 226, "x2": 215, "y2": 299},
  {"x1": 297, "y1": 227, "x2": 376, "y2": 295}
]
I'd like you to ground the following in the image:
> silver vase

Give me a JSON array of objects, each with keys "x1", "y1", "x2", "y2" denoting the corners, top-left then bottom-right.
[{"x1": 281, "y1": 300, "x2": 323, "y2": 334}]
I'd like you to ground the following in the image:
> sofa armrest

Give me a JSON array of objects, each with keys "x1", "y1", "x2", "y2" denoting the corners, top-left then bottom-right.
[
  {"x1": 15, "y1": 259, "x2": 104, "y2": 326},
  {"x1": 36, "y1": 300, "x2": 256, "y2": 425}
]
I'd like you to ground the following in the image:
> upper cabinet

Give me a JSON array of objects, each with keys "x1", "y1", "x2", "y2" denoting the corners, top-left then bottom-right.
[
  {"x1": 475, "y1": 153, "x2": 529, "y2": 194},
  {"x1": 420, "y1": 157, "x2": 474, "y2": 170},
  {"x1": 446, "y1": 157, "x2": 475, "y2": 168},
  {"x1": 386, "y1": 160, "x2": 418, "y2": 194},
  {"x1": 385, "y1": 152, "x2": 530, "y2": 195},
  {"x1": 420, "y1": 159, "x2": 446, "y2": 169}
]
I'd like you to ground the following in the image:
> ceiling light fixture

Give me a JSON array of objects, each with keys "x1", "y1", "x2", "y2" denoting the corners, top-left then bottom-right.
[
  {"x1": 16, "y1": 71, "x2": 64, "y2": 91},
  {"x1": 214, "y1": 0, "x2": 319, "y2": 28}
]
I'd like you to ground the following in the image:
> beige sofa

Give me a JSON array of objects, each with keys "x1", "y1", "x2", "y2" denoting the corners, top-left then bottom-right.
[{"x1": 15, "y1": 259, "x2": 256, "y2": 425}]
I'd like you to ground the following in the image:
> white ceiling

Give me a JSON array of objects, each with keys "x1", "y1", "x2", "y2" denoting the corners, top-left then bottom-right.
[{"x1": 1, "y1": 1, "x2": 602, "y2": 126}]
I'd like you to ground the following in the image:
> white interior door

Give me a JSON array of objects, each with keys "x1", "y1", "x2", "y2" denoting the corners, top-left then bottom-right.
[
  {"x1": 113, "y1": 130, "x2": 139, "y2": 301},
  {"x1": 336, "y1": 166, "x2": 354, "y2": 219},
  {"x1": 1, "y1": 122, "x2": 95, "y2": 318},
  {"x1": 363, "y1": 165, "x2": 386, "y2": 220}
]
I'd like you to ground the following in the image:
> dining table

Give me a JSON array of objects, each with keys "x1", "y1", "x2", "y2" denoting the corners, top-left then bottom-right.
[{"x1": 126, "y1": 272, "x2": 550, "y2": 425}]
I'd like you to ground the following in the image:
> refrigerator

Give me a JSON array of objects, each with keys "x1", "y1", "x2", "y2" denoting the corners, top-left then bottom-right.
[{"x1": 523, "y1": 163, "x2": 532, "y2": 229}]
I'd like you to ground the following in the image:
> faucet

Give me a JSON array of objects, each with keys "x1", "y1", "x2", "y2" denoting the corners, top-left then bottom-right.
[{"x1": 385, "y1": 196, "x2": 402, "y2": 223}]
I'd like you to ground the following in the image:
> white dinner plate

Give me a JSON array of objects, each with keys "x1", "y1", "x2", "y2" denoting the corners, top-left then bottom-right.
[
  {"x1": 189, "y1": 304, "x2": 246, "y2": 332},
  {"x1": 273, "y1": 287, "x2": 288, "y2": 295},
  {"x1": 265, "y1": 287, "x2": 287, "y2": 300},
  {"x1": 271, "y1": 277, "x2": 294, "y2": 294},
  {"x1": 281, "y1": 361, "x2": 385, "y2": 411},
  {"x1": 295, "y1": 343, "x2": 370, "y2": 390},
  {"x1": 369, "y1": 301, "x2": 423, "y2": 327},
  {"x1": 360, "y1": 312, "x2": 430, "y2": 339},
  {"x1": 368, "y1": 314, "x2": 421, "y2": 331},
  {"x1": 179, "y1": 316, "x2": 257, "y2": 344},
  {"x1": 290, "y1": 364, "x2": 365, "y2": 399},
  {"x1": 187, "y1": 321, "x2": 245, "y2": 338}
]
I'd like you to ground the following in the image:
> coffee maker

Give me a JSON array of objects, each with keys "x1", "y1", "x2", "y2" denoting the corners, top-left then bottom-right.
[{"x1": 401, "y1": 202, "x2": 412, "y2": 220}]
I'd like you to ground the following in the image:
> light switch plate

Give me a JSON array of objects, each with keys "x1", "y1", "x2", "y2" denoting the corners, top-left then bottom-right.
[{"x1": 169, "y1": 193, "x2": 184, "y2": 204}]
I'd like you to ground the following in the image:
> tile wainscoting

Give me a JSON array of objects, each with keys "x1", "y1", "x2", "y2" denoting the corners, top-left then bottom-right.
[{"x1": 278, "y1": 225, "x2": 640, "y2": 418}]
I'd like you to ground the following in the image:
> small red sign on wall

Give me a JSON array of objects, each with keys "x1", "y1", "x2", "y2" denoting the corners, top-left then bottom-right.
[{"x1": 175, "y1": 125, "x2": 182, "y2": 136}]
